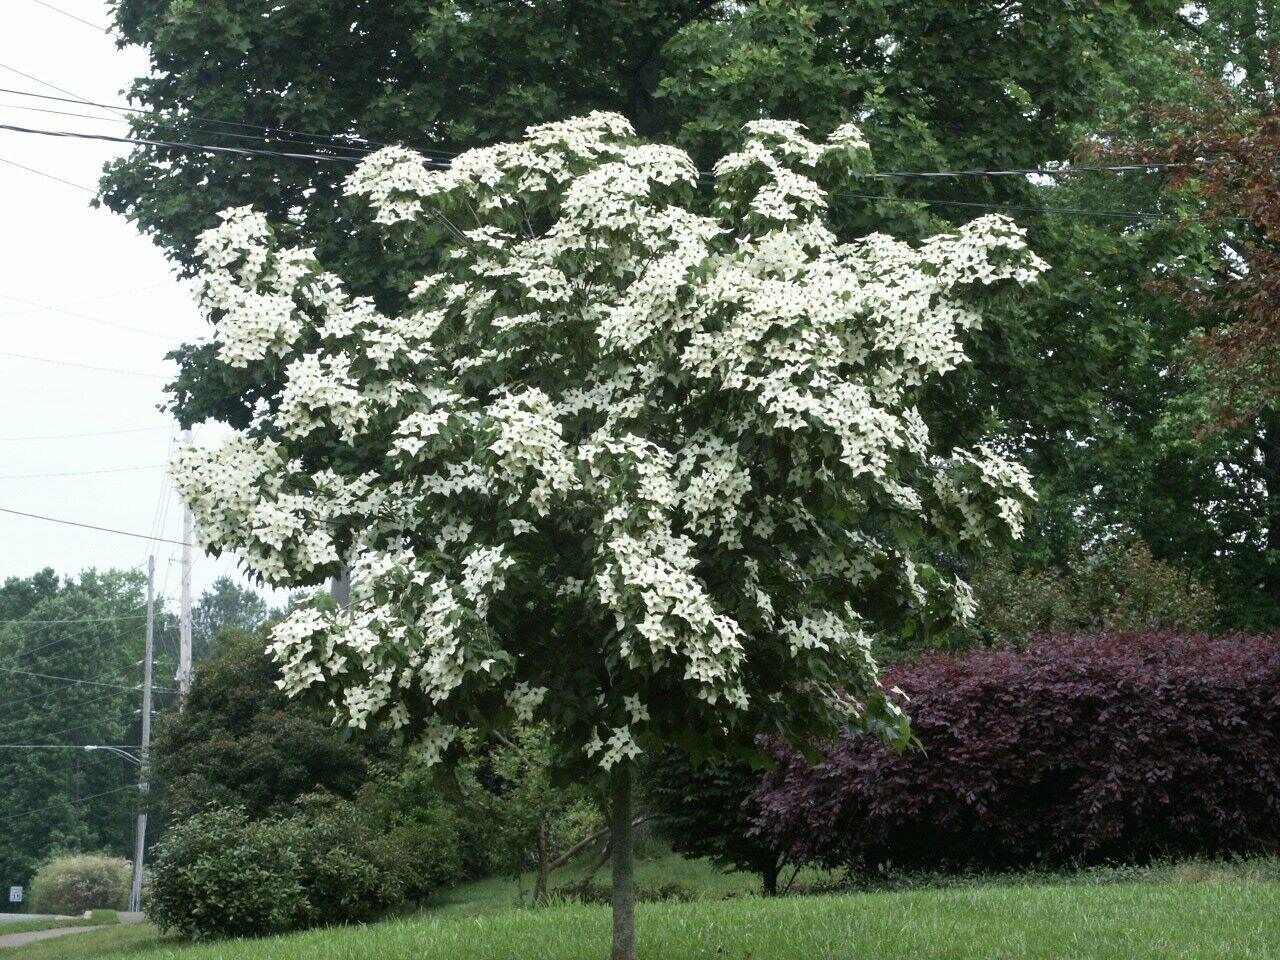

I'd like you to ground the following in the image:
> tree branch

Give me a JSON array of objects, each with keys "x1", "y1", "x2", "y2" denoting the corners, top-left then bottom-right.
[{"x1": 547, "y1": 813, "x2": 653, "y2": 872}]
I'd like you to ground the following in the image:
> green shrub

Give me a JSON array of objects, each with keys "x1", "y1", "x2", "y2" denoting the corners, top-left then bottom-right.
[
  {"x1": 287, "y1": 795, "x2": 404, "y2": 923},
  {"x1": 152, "y1": 628, "x2": 374, "y2": 822},
  {"x1": 969, "y1": 538, "x2": 1216, "y2": 647},
  {"x1": 147, "y1": 807, "x2": 308, "y2": 940},
  {"x1": 148, "y1": 800, "x2": 417, "y2": 940},
  {"x1": 28, "y1": 854, "x2": 130, "y2": 915}
]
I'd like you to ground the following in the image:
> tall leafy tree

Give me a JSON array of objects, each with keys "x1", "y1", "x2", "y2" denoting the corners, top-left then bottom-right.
[
  {"x1": 102, "y1": 0, "x2": 1199, "y2": 627},
  {"x1": 189, "y1": 575, "x2": 271, "y2": 658},
  {"x1": 102, "y1": 0, "x2": 1180, "y2": 273},
  {"x1": 0, "y1": 569, "x2": 155, "y2": 887}
]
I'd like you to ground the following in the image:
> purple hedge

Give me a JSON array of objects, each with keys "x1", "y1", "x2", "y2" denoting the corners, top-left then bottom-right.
[{"x1": 749, "y1": 632, "x2": 1280, "y2": 871}]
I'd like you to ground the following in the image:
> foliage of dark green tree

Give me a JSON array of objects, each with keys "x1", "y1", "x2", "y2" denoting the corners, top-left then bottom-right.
[
  {"x1": 101, "y1": 0, "x2": 1182, "y2": 424},
  {"x1": 190, "y1": 576, "x2": 271, "y2": 660},
  {"x1": 103, "y1": 0, "x2": 1241, "y2": 639},
  {"x1": 150, "y1": 627, "x2": 372, "y2": 821},
  {"x1": 0, "y1": 569, "x2": 157, "y2": 887},
  {"x1": 966, "y1": 539, "x2": 1217, "y2": 650},
  {"x1": 104, "y1": 0, "x2": 1182, "y2": 274},
  {"x1": 991, "y1": 8, "x2": 1280, "y2": 629},
  {"x1": 645, "y1": 750, "x2": 783, "y2": 895}
]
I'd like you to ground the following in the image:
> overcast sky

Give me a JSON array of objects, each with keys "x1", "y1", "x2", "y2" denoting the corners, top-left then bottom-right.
[{"x1": 0, "y1": 1, "x2": 274, "y2": 605}]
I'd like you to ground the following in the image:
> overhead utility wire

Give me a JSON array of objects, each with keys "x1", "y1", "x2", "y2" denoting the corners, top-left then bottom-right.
[
  {"x1": 0, "y1": 119, "x2": 382, "y2": 165},
  {"x1": 0, "y1": 120, "x2": 1216, "y2": 223},
  {"x1": 0, "y1": 64, "x2": 104, "y2": 114},
  {"x1": 0, "y1": 464, "x2": 162, "y2": 481},
  {"x1": 0, "y1": 425, "x2": 168, "y2": 442},
  {"x1": 0, "y1": 85, "x2": 455, "y2": 158},
  {"x1": 0, "y1": 292, "x2": 175, "y2": 340},
  {"x1": 0, "y1": 691, "x2": 127, "y2": 737},
  {"x1": 0, "y1": 506, "x2": 192, "y2": 546},
  {"x1": 0, "y1": 154, "x2": 93, "y2": 191},
  {"x1": 831, "y1": 190, "x2": 1214, "y2": 224},
  {"x1": 0, "y1": 665, "x2": 165, "y2": 692},
  {"x1": 0, "y1": 86, "x2": 1190, "y2": 178},
  {"x1": 26, "y1": 0, "x2": 109, "y2": 31},
  {"x1": 0, "y1": 97, "x2": 373, "y2": 158},
  {"x1": 0, "y1": 349, "x2": 168, "y2": 378},
  {"x1": 0, "y1": 282, "x2": 173, "y2": 319},
  {"x1": 0, "y1": 614, "x2": 145, "y2": 626},
  {"x1": 0, "y1": 786, "x2": 138, "y2": 825}
]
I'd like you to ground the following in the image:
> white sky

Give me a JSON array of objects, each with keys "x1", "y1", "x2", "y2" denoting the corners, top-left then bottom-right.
[{"x1": 0, "y1": 1, "x2": 274, "y2": 605}]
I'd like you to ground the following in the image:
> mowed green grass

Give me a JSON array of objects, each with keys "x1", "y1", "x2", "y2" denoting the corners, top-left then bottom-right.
[
  {"x1": 7, "y1": 872, "x2": 1279, "y2": 960},
  {"x1": 0, "y1": 916, "x2": 108, "y2": 937}
]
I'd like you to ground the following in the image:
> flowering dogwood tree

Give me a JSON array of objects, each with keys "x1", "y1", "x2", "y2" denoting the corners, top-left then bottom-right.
[{"x1": 171, "y1": 112, "x2": 1043, "y2": 959}]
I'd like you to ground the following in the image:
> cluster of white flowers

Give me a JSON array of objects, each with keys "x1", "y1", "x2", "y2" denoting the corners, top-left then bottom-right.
[
  {"x1": 174, "y1": 112, "x2": 1044, "y2": 768},
  {"x1": 505, "y1": 682, "x2": 549, "y2": 723}
]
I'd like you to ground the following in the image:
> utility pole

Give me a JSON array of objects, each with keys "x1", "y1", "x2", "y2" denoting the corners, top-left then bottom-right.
[
  {"x1": 178, "y1": 429, "x2": 194, "y2": 702},
  {"x1": 128, "y1": 555, "x2": 155, "y2": 914},
  {"x1": 329, "y1": 566, "x2": 350, "y2": 608}
]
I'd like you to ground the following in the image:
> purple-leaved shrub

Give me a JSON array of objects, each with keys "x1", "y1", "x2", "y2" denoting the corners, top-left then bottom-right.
[{"x1": 750, "y1": 632, "x2": 1280, "y2": 871}]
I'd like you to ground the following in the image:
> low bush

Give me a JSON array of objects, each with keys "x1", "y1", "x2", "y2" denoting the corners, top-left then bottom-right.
[
  {"x1": 751, "y1": 631, "x2": 1280, "y2": 872},
  {"x1": 147, "y1": 808, "x2": 308, "y2": 939},
  {"x1": 28, "y1": 854, "x2": 130, "y2": 915},
  {"x1": 967, "y1": 540, "x2": 1216, "y2": 649},
  {"x1": 148, "y1": 799, "x2": 406, "y2": 941}
]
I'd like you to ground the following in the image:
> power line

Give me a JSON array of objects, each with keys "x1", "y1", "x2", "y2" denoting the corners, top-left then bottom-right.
[
  {"x1": 0, "y1": 665, "x2": 147, "y2": 691},
  {"x1": 0, "y1": 118, "x2": 1235, "y2": 225},
  {"x1": 0, "y1": 785, "x2": 137, "y2": 825},
  {"x1": 0, "y1": 154, "x2": 93, "y2": 191},
  {"x1": 0, "y1": 85, "x2": 449, "y2": 159},
  {"x1": 830, "y1": 189, "x2": 1220, "y2": 225},
  {"x1": 0, "y1": 505, "x2": 192, "y2": 546},
  {"x1": 0, "y1": 747, "x2": 140, "y2": 757},
  {"x1": 0, "y1": 653, "x2": 130, "y2": 711},
  {"x1": 0, "y1": 99, "x2": 375, "y2": 159},
  {"x1": 0, "y1": 614, "x2": 145, "y2": 626},
  {"x1": 0, "y1": 464, "x2": 162, "y2": 481},
  {"x1": 0, "y1": 291, "x2": 176, "y2": 340},
  {"x1": 0, "y1": 425, "x2": 168, "y2": 441},
  {"x1": 0, "y1": 86, "x2": 1195, "y2": 180},
  {"x1": 0, "y1": 63, "x2": 98, "y2": 111},
  {"x1": 0, "y1": 119, "x2": 377, "y2": 166},
  {"x1": 0, "y1": 690, "x2": 122, "y2": 731},
  {"x1": 25, "y1": 0, "x2": 108, "y2": 32},
  {"x1": 0, "y1": 282, "x2": 173, "y2": 319},
  {"x1": 0, "y1": 349, "x2": 169, "y2": 378}
]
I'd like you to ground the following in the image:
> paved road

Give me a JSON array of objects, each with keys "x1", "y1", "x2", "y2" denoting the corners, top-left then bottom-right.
[{"x1": 0, "y1": 925, "x2": 106, "y2": 949}]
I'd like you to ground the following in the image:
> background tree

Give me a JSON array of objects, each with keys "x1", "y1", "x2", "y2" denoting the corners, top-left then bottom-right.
[
  {"x1": 106, "y1": 0, "x2": 1280, "y2": 634},
  {"x1": 189, "y1": 576, "x2": 272, "y2": 659},
  {"x1": 167, "y1": 115, "x2": 1042, "y2": 958},
  {"x1": 0, "y1": 568, "x2": 156, "y2": 888},
  {"x1": 150, "y1": 627, "x2": 373, "y2": 821},
  {"x1": 646, "y1": 750, "x2": 784, "y2": 895},
  {"x1": 459, "y1": 726, "x2": 600, "y2": 905},
  {"x1": 103, "y1": 0, "x2": 1182, "y2": 269}
]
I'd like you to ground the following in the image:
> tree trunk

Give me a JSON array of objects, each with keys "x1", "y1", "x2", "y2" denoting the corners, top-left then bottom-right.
[
  {"x1": 533, "y1": 820, "x2": 550, "y2": 906},
  {"x1": 610, "y1": 764, "x2": 637, "y2": 960},
  {"x1": 761, "y1": 854, "x2": 780, "y2": 897},
  {"x1": 1263, "y1": 418, "x2": 1280, "y2": 606}
]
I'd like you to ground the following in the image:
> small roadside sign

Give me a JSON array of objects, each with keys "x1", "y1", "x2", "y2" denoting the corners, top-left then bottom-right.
[{"x1": 8, "y1": 886, "x2": 21, "y2": 903}]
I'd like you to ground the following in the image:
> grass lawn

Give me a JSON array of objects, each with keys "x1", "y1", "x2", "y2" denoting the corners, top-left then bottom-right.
[
  {"x1": 5, "y1": 858, "x2": 1278, "y2": 960},
  {"x1": 0, "y1": 916, "x2": 111, "y2": 937}
]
